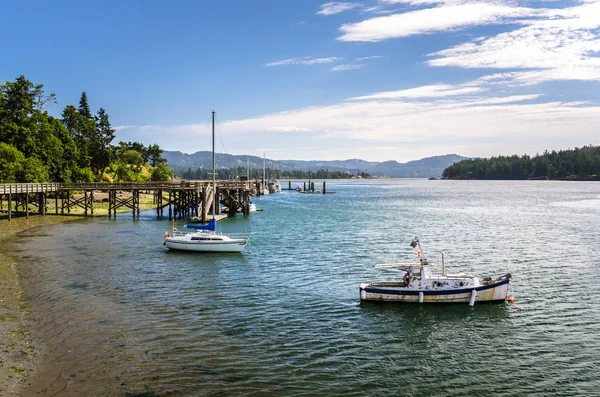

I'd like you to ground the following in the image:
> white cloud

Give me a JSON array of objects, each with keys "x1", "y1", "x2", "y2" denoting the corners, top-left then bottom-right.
[
  {"x1": 424, "y1": 1, "x2": 600, "y2": 83},
  {"x1": 356, "y1": 55, "x2": 384, "y2": 61},
  {"x1": 330, "y1": 64, "x2": 365, "y2": 71},
  {"x1": 317, "y1": 2, "x2": 361, "y2": 16},
  {"x1": 267, "y1": 126, "x2": 314, "y2": 132},
  {"x1": 347, "y1": 84, "x2": 484, "y2": 100},
  {"x1": 266, "y1": 57, "x2": 342, "y2": 66},
  {"x1": 337, "y1": 3, "x2": 537, "y2": 42},
  {"x1": 115, "y1": 81, "x2": 600, "y2": 161}
]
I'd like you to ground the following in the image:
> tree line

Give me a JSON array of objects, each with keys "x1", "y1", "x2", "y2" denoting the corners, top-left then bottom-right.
[
  {"x1": 0, "y1": 76, "x2": 171, "y2": 183},
  {"x1": 180, "y1": 167, "x2": 370, "y2": 180},
  {"x1": 442, "y1": 145, "x2": 600, "y2": 180}
]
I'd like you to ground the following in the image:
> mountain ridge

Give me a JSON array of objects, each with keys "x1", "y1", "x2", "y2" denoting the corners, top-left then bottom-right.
[{"x1": 162, "y1": 151, "x2": 468, "y2": 178}]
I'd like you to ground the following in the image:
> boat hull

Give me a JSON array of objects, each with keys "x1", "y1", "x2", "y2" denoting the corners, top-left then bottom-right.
[
  {"x1": 164, "y1": 238, "x2": 247, "y2": 253},
  {"x1": 360, "y1": 279, "x2": 509, "y2": 303}
]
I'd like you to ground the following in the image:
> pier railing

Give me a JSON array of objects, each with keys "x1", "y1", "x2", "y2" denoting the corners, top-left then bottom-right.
[
  {"x1": 1, "y1": 180, "x2": 261, "y2": 221},
  {"x1": 0, "y1": 181, "x2": 256, "y2": 193},
  {"x1": 0, "y1": 183, "x2": 61, "y2": 194}
]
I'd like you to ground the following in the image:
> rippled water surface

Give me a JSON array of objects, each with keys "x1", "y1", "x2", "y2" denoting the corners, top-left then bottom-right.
[{"x1": 12, "y1": 180, "x2": 600, "y2": 396}]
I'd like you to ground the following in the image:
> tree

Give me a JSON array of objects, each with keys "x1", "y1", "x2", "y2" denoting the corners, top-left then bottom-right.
[
  {"x1": 0, "y1": 143, "x2": 47, "y2": 182},
  {"x1": 147, "y1": 143, "x2": 166, "y2": 167},
  {"x1": 151, "y1": 163, "x2": 171, "y2": 181},
  {"x1": 0, "y1": 143, "x2": 25, "y2": 182},
  {"x1": 78, "y1": 92, "x2": 92, "y2": 119},
  {"x1": 91, "y1": 107, "x2": 115, "y2": 179}
]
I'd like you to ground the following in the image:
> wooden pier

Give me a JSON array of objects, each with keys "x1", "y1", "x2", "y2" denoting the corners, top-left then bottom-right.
[
  {"x1": 0, "y1": 180, "x2": 266, "y2": 221},
  {"x1": 282, "y1": 181, "x2": 335, "y2": 194}
]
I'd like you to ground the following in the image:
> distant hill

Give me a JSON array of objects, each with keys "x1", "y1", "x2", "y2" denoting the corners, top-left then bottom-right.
[
  {"x1": 163, "y1": 151, "x2": 469, "y2": 178},
  {"x1": 368, "y1": 154, "x2": 468, "y2": 178}
]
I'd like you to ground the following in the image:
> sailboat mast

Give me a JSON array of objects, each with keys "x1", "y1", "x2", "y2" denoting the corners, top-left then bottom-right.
[{"x1": 212, "y1": 111, "x2": 216, "y2": 219}]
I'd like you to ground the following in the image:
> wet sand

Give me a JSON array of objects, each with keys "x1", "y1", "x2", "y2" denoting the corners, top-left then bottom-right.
[
  {"x1": 0, "y1": 216, "x2": 85, "y2": 396},
  {"x1": 0, "y1": 193, "x2": 156, "y2": 396}
]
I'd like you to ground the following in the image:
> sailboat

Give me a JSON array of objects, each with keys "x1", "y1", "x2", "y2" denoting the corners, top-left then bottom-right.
[
  {"x1": 163, "y1": 111, "x2": 250, "y2": 252},
  {"x1": 247, "y1": 157, "x2": 257, "y2": 212},
  {"x1": 262, "y1": 153, "x2": 269, "y2": 195}
]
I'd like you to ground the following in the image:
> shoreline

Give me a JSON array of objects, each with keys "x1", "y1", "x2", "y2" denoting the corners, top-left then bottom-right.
[
  {"x1": 0, "y1": 216, "x2": 87, "y2": 396},
  {"x1": 0, "y1": 194, "x2": 158, "y2": 396}
]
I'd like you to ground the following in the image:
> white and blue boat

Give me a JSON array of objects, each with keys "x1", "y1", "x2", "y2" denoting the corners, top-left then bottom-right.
[
  {"x1": 162, "y1": 111, "x2": 249, "y2": 253},
  {"x1": 164, "y1": 219, "x2": 249, "y2": 253},
  {"x1": 360, "y1": 237, "x2": 511, "y2": 305}
]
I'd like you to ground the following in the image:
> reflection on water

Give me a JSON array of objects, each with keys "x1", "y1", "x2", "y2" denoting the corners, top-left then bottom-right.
[{"x1": 11, "y1": 180, "x2": 600, "y2": 396}]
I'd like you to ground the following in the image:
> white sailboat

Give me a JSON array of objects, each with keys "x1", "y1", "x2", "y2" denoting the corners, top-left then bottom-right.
[
  {"x1": 163, "y1": 111, "x2": 249, "y2": 252},
  {"x1": 262, "y1": 153, "x2": 269, "y2": 195},
  {"x1": 247, "y1": 157, "x2": 257, "y2": 212}
]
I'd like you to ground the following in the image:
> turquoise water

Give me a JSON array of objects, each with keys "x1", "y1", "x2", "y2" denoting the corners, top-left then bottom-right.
[{"x1": 12, "y1": 180, "x2": 600, "y2": 396}]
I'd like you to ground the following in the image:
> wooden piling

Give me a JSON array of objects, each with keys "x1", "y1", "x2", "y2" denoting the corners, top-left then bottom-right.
[
  {"x1": 39, "y1": 192, "x2": 45, "y2": 216},
  {"x1": 8, "y1": 185, "x2": 12, "y2": 221},
  {"x1": 26, "y1": 185, "x2": 30, "y2": 219}
]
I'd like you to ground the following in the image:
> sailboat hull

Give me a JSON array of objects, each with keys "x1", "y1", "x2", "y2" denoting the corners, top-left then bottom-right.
[{"x1": 164, "y1": 238, "x2": 247, "y2": 252}]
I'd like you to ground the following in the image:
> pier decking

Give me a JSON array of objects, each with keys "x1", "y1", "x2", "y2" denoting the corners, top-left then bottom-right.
[{"x1": 0, "y1": 181, "x2": 267, "y2": 221}]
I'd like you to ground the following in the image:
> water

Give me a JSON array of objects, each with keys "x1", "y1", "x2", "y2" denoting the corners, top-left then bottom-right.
[{"x1": 11, "y1": 180, "x2": 600, "y2": 396}]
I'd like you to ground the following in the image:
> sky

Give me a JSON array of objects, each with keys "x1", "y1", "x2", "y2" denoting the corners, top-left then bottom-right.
[{"x1": 2, "y1": 0, "x2": 600, "y2": 162}]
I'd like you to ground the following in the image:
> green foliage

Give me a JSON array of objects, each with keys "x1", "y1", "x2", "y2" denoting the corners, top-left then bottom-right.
[
  {"x1": 181, "y1": 166, "x2": 368, "y2": 180},
  {"x1": 443, "y1": 145, "x2": 600, "y2": 180},
  {"x1": 0, "y1": 143, "x2": 25, "y2": 182},
  {"x1": 20, "y1": 156, "x2": 49, "y2": 182},
  {"x1": 0, "y1": 142, "x2": 48, "y2": 182},
  {"x1": 151, "y1": 163, "x2": 171, "y2": 181},
  {"x1": 0, "y1": 76, "x2": 168, "y2": 183}
]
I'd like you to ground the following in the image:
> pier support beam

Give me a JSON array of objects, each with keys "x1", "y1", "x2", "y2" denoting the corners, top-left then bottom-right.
[{"x1": 8, "y1": 185, "x2": 12, "y2": 221}]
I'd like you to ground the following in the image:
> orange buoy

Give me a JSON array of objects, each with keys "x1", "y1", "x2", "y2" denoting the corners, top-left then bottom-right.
[{"x1": 507, "y1": 296, "x2": 515, "y2": 303}]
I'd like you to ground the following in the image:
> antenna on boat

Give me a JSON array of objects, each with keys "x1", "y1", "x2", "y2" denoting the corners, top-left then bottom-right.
[
  {"x1": 439, "y1": 250, "x2": 446, "y2": 275},
  {"x1": 410, "y1": 236, "x2": 424, "y2": 260}
]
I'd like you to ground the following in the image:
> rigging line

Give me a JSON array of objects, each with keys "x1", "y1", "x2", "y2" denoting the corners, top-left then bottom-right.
[{"x1": 214, "y1": 112, "x2": 227, "y2": 157}]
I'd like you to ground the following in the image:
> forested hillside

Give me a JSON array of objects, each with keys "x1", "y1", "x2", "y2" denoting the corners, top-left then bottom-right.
[
  {"x1": 443, "y1": 146, "x2": 600, "y2": 180},
  {"x1": 0, "y1": 76, "x2": 170, "y2": 183}
]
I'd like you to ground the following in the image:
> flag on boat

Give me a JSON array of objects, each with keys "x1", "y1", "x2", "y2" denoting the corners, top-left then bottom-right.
[{"x1": 410, "y1": 238, "x2": 418, "y2": 248}]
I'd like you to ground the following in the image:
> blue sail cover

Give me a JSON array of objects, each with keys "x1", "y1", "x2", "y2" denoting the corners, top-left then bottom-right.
[{"x1": 186, "y1": 218, "x2": 216, "y2": 231}]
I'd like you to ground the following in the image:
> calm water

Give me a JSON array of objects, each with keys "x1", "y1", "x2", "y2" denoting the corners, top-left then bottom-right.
[{"x1": 11, "y1": 180, "x2": 600, "y2": 396}]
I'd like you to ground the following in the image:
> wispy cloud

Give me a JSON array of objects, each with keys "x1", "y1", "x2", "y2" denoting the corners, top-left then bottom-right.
[
  {"x1": 337, "y1": 3, "x2": 538, "y2": 42},
  {"x1": 356, "y1": 55, "x2": 383, "y2": 61},
  {"x1": 330, "y1": 64, "x2": 364, "y2": 71},
  {"x1": 266, "y1": 56, "x2": 342, "y2": 66},
  {"x1": 347, "y1": 83, "x2": 484, "y2": 100},
  {"x1": 115, "y1": 80, "x2": 600, "y2": 161},
  {"x1": 427, "y1": 1, "x2": 600, "y2": 83},
  {"x1": 317, "y1": 2, "x2": 361, "y2": 16}
]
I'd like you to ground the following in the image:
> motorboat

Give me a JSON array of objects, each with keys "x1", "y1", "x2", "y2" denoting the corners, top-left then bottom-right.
[
  {"x1": 163, "y1": 219, "x2": 249, "y2": 253},
  {"x1": 268, "y1": 180, "x2": 281, "y2": 194},
  {"x1": 360, "y1": 237, "x2": 511, "y2": 305}
]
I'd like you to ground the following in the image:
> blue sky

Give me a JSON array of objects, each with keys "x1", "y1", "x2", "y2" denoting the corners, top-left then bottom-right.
[{"x1": 2, "y1": 0, "x2": 600, "y2": 162}]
